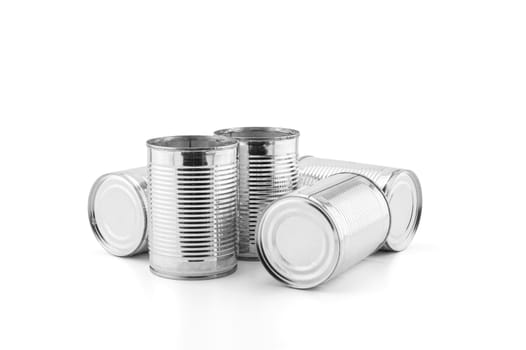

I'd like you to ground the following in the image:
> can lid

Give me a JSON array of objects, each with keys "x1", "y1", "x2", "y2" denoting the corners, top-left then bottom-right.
[
  {"x1": 146, "y1": 135, "x2": 238, "y2": 151},
  {"x1": 256, "y1": 195, "x2": 341, "y2": 289},
  {"x1": 214, "y1": 127, "x2": 300, "y2": 141},
  {"x1": 88, "y1": 173, "x2": 148, "y2": 257},
  {"x1": 382, "y1": 170, "x2": 422, "y2": 252}
]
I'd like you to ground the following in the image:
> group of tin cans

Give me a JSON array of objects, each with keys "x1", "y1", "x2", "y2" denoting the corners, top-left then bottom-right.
[{"x1": 88, "y1": 127, "x2": 422, "y2": 289}]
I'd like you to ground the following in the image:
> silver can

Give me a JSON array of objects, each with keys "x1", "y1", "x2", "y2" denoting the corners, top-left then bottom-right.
[
  {"x1": 299, "y1": 156, "x2": 422, "y2": 252},
  {"x1": 88, "y1": 167, "x2": 148, "y2": 257},
  {"x1": 214, "y1": 127, "x2": 300, "y2": 260},
  {"x1": 147, "y1": 135, "x2": 239, "y2": 279},
  {"x1": 257, "y1": 173, "x2": 391, "y2": 289}
]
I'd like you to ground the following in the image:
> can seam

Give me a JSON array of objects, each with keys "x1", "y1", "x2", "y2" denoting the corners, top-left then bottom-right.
[
  {"x1": 215, "y1": 127, "x2": 300, "y2": 141},
  {"x1": 146, "y1": 135, "x2": 238, "y2": 151}
]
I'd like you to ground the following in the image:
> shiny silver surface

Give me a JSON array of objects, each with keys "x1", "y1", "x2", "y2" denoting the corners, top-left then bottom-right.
[
  {"x1": 88, "y1": 167, "x2": 148, "y2": 257},
  {"x1": 257, "y1": 173, "x2": 390, "y2": 289},
  {"x1": 147, "y1": 135, "x2": 238, "y2": 279},
  {"x1": 299, "y1": 156, "x2": 422, "y2": 252},
  {"x1": 214, "y1": 127, "x2": 300, "y2": 260}
]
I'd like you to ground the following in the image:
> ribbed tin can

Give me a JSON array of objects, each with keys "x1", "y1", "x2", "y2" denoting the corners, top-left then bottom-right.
[
  {"x1": 257, "y1": 173, "x2": 391, "y2": 289},
  {"x1": 299, "y1": 156, "x2": 422, "y2": 252},
  {"x1": 147, "y1": 136, "x2": 239, "y2": 279},
  {"x1": 88, "y1": 167, "x2": 149, "y2": 257},
  {"x1": 214, "y1": 127, "x2": 300, "y2": 260}
]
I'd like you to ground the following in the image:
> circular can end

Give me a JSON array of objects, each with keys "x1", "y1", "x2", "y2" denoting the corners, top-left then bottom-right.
[
  {"x1": 146, "y1": 135, "x2": 238, "y2": 151},
  {"x1": 382, "y1": 170, "x2": 422, "y2": 252},
  {"x1": 88, "y1": 173, "x2": 148, "y2": 257},
  {"x1": 214, "y1": 127, "x2": 300, "y2": 141},
  {"x1": 256, "y1": 195, "x2": 341, "y2": 289}
]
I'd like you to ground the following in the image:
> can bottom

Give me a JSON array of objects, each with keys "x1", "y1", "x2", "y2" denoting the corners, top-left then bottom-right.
[
  {"x1": 88, "y1": 172, "x2": 148, "y2": 257},
  {"x1": 149, "y1": 265, "x2": 237, "y2": 280},
  {"x1": 256, "y1": 195, "x2": 342, "y2": 289},
  {"x1": 381, "y1": 170, "x2": 422, "y2": 252}
]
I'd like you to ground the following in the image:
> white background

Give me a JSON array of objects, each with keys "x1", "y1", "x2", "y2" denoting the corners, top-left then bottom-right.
[{"x1": 1, "y1": 1, "x2": 525, "y2": 349}]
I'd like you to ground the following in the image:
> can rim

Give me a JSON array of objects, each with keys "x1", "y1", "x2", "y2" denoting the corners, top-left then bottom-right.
[
  {"x1": 87, "y1": 172, "x2": 148, "y2": 257},
  {"x1": 146, "y1": 135, "x2": 238, "y2": 151},
  {"x1": 214, "y1": 127, "x2": 300, "y2": 141},
  {"x1": 256, "y1": 193, "x2": 341, "y2": 289},
  {"x1": 298, "y1": 155, "x2": 313, "y2": 161},
  {"x1": 382, "y1": 169, "x2": 422, "y2": 252}
]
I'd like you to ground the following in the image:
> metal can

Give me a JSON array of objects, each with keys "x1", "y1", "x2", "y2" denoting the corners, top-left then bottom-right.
[
  {"x1": 299, "y1": 156, "x2": 422, "y2": 252},
  {"x1": 214, "y1": 127, "x2": 300, "y2": 260},
  {"x1": 147, "y1": 135, "x2": 239, "y2": 279},
  {"x1": 257, "y1": 173, "x2": 391, "y2": 289},
  {"x1": 88, "y1": 167, "x2": 148, "y2": 257}
]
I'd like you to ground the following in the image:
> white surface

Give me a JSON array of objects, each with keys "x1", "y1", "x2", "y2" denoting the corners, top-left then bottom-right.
[{"x1": 1, "y1": 1, "x2": 525, "y2": 349}]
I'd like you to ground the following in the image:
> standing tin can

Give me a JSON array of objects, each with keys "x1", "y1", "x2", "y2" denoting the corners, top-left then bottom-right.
[
  {"x1": 257, "y1": 173, "x2": 391, "y2": 289},
  {"x1": 147, "y1": 136, "x2": 239, "y2": 279},
  {"x1": 214, "y1": 127, "x2": 300, "y2": 260},
  {"x1": 299, "y1": 156, "x2": 423, "y2": 252},
  {"x1": 88, "y1": 167, "x2": 149, "y2": 257}
]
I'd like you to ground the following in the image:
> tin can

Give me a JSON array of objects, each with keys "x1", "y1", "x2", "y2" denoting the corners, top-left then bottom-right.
[
  {"x1": 257, "y1": 173, "x2": 391, "y2": 289},
  {"x1": 88, "y1": 167, "x2": 148, "y2": 257},
  {"x1": 298, "y1": 156, "x2": 422, "y2": 252},
  {"x1": 147, "y1": 135, "x2": 239, "y2": 279},
  {"x1": 214, "y1": 127, "x2": 300, "y2": 260}
]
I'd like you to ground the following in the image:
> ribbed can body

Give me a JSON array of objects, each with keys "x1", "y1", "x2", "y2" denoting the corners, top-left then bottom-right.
[
  {"x1": 298, "y1": 156, "x2": 423, "y2": 252},
  {"x1": 299, "y1": 157, "x2": 395, "y2": 189},
  {"x1": 295, "y1": 174, "x2": 391, "y2": 275},
  {"x1": 214, "y1": 127, "x2": 300, "y2": 260},
  {"x1": 147, "y1": 136, "x2": 238, "y2": 279}
]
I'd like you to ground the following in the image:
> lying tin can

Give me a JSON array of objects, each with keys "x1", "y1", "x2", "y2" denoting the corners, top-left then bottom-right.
[
  {"x1": 147, "y1": 135, "x2": 239, "y2": 279},
  {"x1": 257, "y1": 173, "x2": 391, "y2": 289},
  {"x1": 299, "y1": 156, "x2": 422, "y2": 252},
  {"x1": 214, "y1": 127, "x2": 300, "y2": 260},
  {"x1": 88, "y1": 167, "x2": 148, "y2": 257}
]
